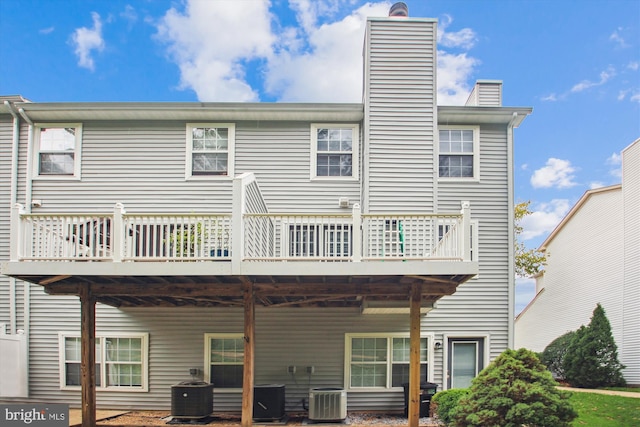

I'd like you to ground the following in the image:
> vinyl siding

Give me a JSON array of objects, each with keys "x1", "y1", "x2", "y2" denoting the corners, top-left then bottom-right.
[
  {"x1": 429, "y1": 124, "x2": 511, "y2": 370},
  {"x1": 514, "y1": 188, "x2": 625, "y2": 352},
  {"x1": 364, "y1": 19, "x2": 437, "y2": 213},
  {"x1": 12, "y1": 300, "x2": 434, "y2": 411},
  {"x1": 622, "y1": 140, "x2": 640, "y2": 385}
]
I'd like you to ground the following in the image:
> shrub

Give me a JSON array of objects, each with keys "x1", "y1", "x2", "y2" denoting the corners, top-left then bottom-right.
[
  {"x1": 564, "y1": 304, "x2": 626, "y2": 388},
  {"x1": 430, "y1": 388, "x2": 468, "y2": 425},
  {"x1": 452, "y1": 348, "x2": 576, "y2": 427},
  {"x1": 541, "y1": 330, "x2": 576, "y2": 380}
]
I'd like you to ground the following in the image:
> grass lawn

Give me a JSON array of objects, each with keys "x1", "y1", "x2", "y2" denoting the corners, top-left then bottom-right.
[{"x1": 569, "y1": 392, "x2": 640, "y2": 426}]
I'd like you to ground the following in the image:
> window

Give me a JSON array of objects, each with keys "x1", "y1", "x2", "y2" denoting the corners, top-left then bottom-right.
[
  {"x1": 187, "y1": 124, "x2": 235, "y2": 178},
  {"x1": 285, "y1": 224, "x2": 352, "y2": 258},
  {"x1": 205, "y1": 334, "x2": 244, "y2": 389},
  {"x1": 35, "y1": 124, "x2": 82, "y2": 178},
  {"x1": 59, "y1": 333, "x2": 148, "y2": 391},
  {"x1": 438, "y1": 127, "x2": 479, "y2": 179},
  {"x1": 311, "y1": 124, "x2": 359, "y2": 179},
  {"x1": 345, "y1": 334, "x2": 430, "y2": 390}
]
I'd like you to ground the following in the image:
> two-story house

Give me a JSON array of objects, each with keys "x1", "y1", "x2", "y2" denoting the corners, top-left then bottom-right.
[{"x1": 1, "y1": 4, "x2": 531, "y2": 426}]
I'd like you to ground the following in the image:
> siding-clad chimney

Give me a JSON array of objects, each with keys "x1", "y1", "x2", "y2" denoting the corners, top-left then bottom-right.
[{"x1": 465, "y1": 80, "x2": 503, "y2": 106}]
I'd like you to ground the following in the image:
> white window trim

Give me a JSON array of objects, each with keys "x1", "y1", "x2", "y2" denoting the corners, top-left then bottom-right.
[
  {"x1": 344, "y1": 332, "x2": 434, "y2": 392},
  {"x1": 437, "y1": 125, "x2": 480, "y2": 182},
  {"x1": 58, "y1": 332, "x2": 149, "y2": 392},
  {"x1": 33, "y1": 123, "x2": 83, "y2": 180},
  {"x1": 442, "y1": 333, "x2": 490, "y2": 391},
  {"x1": 204, "y1": 333, "x2": 244, "y2": 392},
  {"x1": 310, "y1": 123, "x2": 359, "y2": 181},
  {"x1": 186, "y1": 123, "x2": 235, "y2": 180}
]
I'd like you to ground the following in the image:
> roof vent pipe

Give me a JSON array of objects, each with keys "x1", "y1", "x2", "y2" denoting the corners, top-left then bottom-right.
[{"x1": 389, "y1": 2, "x2": 408, "y2": 17}]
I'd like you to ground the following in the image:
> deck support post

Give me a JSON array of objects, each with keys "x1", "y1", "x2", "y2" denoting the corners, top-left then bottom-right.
[
  {"x1": 241, "y1": 281, "x2": 255, "y2": 427},
  {"x1": 79, "y1": 285, "x2": 96, "y2": 427},
  {"x1": 408, "y1": 282, "x2": 422, "y2": 427}
]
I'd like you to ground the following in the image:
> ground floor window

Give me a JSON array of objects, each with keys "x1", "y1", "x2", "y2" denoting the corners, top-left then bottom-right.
[
  {"x1": 59, "y1": 333, "x2": 148, "y2": 391},
  {"x1": 345, "y1": 334, "x2": 430, "y2": 390},
  {"x1": 205, "y1": 334, "x2": 244, "y2": 389}
]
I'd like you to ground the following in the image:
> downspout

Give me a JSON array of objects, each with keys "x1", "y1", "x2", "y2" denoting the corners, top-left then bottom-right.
[
  {"x1": 506, "y1": 112, "x2": 518, "y2": 349},
  {"x1": 4, "y1": 101, "x2": 20, "y2": 334},
  {"x1": 17, "y1": 108, "x2": 33, "y2": 348}
]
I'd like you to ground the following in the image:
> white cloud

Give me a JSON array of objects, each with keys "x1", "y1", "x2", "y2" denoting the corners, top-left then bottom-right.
[
  {"x1": 609, "y1": 27, "x2": 629, "y2": 48},
  {"x1": 519, "y1": 199, "x2": 572, "y2": 241},
  {"x1": 541, "y1": 93, "x2": 558, "y2": 102},
  {"x1": 571, "y1": 66, "x2": 616, "y2": 93},
  {"x1": 530, "y1": 158, "x2": 578, "y2": 189},
  {"x1": 606, "y1": 152, "x2": 622, "y2": 179},
  {"x1": 70, "y1": 12, "x2": 105, "y2": 71},
  {"x1": 39, "y1": 26, "x2": 55, "y2": 35},
  {"x1": 438, "y1": 14, "x2": 477, "y2": 49},
  {"x1": 265, "y1": 2, "x2": 389, "y2": 102},
  {"x1": 589, "y1": 181, "x2": 606, "y2": 189},
  {"x1": 156, "y1": 0, "x2": 274, "y2": 102},
  {"x1": 628, "y1": 61, "x2": 639, "y2": 71},
  {"x1": 156, "y1": 0, "x2": 479, "y2": 104},
  {"x1": 120, "y1": 4, "x2": 138, "y2": 26}
]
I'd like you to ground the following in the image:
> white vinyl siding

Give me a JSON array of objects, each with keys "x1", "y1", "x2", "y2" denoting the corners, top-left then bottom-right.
[
  {"x1": 310, "y1": 124, "x2": 359, "y2": 180},
  {"x1": 58, "y1": 332, "x2": 148, "y2": 392},
  {"x1": 33, "y1": 124, "x2": 82, "y2": 179},
  {"x1": 186, "y1": 123, "x2": 235, "y2": 179}
]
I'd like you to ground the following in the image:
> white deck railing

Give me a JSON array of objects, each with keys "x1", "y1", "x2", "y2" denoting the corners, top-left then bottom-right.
[
  {"x1": 10, "y1": 203, "x2": 473, "y2": 263},
  {"x1": 9, "y1": 173, "x2": 473, "y2": 264}
]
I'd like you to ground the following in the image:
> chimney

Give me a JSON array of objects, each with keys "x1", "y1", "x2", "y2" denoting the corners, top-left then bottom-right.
[{"x1": 389, "y1": 2, "x2": 408, "y2": 17}]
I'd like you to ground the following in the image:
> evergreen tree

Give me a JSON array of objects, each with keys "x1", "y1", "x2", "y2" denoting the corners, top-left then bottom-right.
[
  {"x1": 541, "y1": 330, "x2": 576, "y2": 380},
  {"x1": 564, "y1": 304, "x2": 626, "y2": 388},
  {"x1": 452, "y1": 348, "x2": 576, "y2": 427}
]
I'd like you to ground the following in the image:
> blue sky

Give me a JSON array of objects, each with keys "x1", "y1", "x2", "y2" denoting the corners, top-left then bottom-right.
[{"x1": 1, "y1": 0, "x2": 639, "y2": 313}]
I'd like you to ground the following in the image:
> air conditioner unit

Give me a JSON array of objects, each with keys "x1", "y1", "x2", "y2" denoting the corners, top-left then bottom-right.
[
  {"x1": 171, "y1": 381, "x2": 214, "y2": 419},
  {"x1": 308, "y1": 388, "x2": 347, "y2": 422},
  {"x1": 253, "y1": 384, "x2": 286, "y2": 421}
]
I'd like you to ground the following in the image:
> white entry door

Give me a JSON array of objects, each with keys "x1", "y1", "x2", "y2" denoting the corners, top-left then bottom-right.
[{"x1": 448, "y1": 338, "x2": 484, "y2": 389}]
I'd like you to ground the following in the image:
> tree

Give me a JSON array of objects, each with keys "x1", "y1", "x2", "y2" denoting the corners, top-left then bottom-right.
[
  {"x1": 540, "y1": 331, "x2": 576, "y2": 380},
  {"x1": 515, "y1": 201, "x2": 546, "y2": 277},
  {"x1": 564, "y1": 304, "x2": 626, "y2": 388},
  {"x1": 453, "y1": 348, "x2": 576, "y2": 427}
]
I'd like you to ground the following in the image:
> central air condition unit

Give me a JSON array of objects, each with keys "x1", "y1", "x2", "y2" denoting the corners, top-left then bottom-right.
[
  {"x1": 308, "y1": 387, "x2": 347, "y2": 422},
  {"x1": 253, "y1": 384, "x2": 286, "y2": 421},
  {"x1": 171, "y1": 381, "x2": 214, "y2": 419}
]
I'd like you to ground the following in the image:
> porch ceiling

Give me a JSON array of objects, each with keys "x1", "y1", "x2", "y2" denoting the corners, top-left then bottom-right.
[{"x1": 10, "y1": 273, "x2": 474, "y2": 308}]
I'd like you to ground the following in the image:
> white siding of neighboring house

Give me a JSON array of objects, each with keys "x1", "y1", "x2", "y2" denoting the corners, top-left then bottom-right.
[
  {"x1": 514, "y1": 187, "x2": 625, "y2": 353},
  {"x1": 622, "y1": 139, "x2": 640, "y2": 385}
]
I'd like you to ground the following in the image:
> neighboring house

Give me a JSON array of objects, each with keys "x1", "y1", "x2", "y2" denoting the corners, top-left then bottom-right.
[
  {"x1": 0, "y1": 4, "x2": 531, "y2": 425},
  {"x1": 515, "y1": 139, "x2": 639, "y2": 386}
]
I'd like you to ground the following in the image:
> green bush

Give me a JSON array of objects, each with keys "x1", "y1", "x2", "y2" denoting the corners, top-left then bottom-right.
[
  {"x1": 564, "y1": 304, "x2": 626, "y2": 388},
  {"x1": 541, "y1": 330, "x2": 576, "y2": 380},
  {"x1": 430, "y1": 388, "x2": 469, "y2": 425},
  {"x1": 452, "y1": 348, "x2": 576, "y2": 427}
]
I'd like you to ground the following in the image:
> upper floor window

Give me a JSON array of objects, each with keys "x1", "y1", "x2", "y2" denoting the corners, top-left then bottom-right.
[
  {"x1": 59, "y1": 332, "x2": 148, "y2": 391},
  {"x1": 187, "y1": 124, "x2": 235, "y2": 178},
  {"x1": 204, "y1": 334, "x2": 244, "y2": 389},
  {"x1": 35, "y1": 124, "x2": 82, "y2": 178},
  {"x1": 311, "y1": 124, "x2": 359, "y2": 180},
  {"x1": 345, "y1": 333, "x2": 431, "y2": 390},
  {"x1": 438, "y1": 127, "x2": 479, "y2": 180}
]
